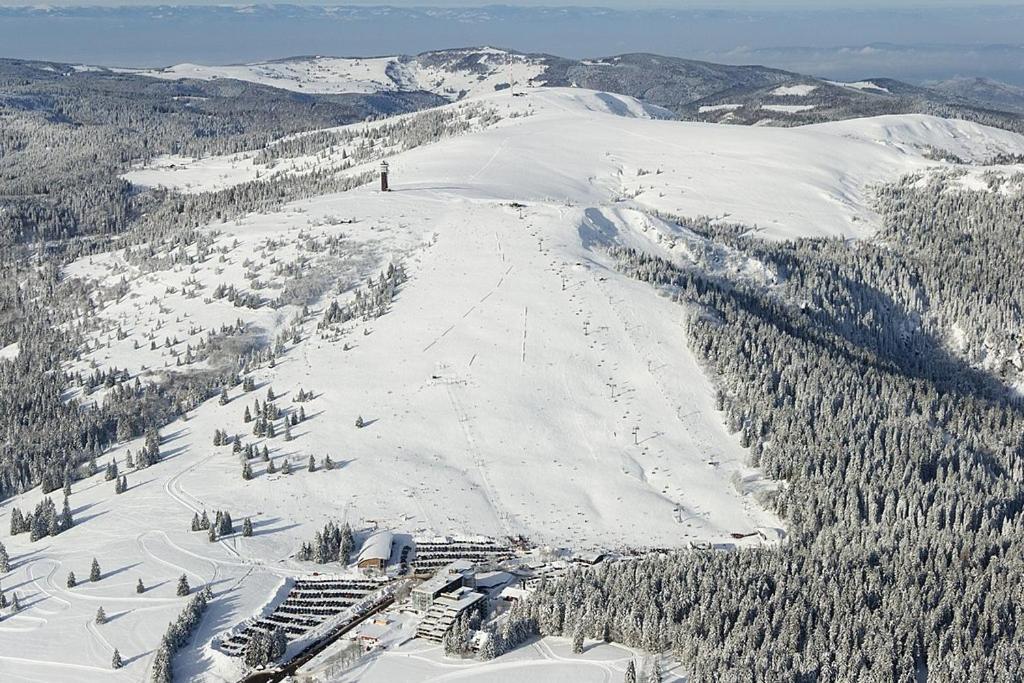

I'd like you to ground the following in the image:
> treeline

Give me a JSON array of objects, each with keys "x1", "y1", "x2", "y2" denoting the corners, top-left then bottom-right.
[
  {"x1": 253, "y1": 101, "x2": 499, "y2": 165},
  {"x1": 151, "y1": 588, "x2": 212, "y2": 683}
]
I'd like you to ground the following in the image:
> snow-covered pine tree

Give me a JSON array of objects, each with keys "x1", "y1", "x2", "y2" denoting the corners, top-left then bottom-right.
[
  {"x1": 137, "y1": 578, "x2": 145, "y2": 594},
  {"x1": 572, "y1": 628, "x2": 585, "y2": 654},
  {"x1": 340, "y1": 523, "x2": 354, "y2": 563},
  {"x1": 67, "y1": 571, "x2": 76, "y2": 588},
  {"x1": 244, "y1": 630, "x2": 269, "y2": 668},
  {"x1": 177, "y1": 574, "x2": 190, "y2": 596},
  {"x1": 8, "y1": 508, "x2": 24, "y2": 535},
  {"x1": 111, "y1": 648, "x2": 123, "y2": 669},
  {"x1": 60, "y1": 496, "x2": 73, "y2": 530},
  {"x1": 269, "y1": 627, "x2": 287, "y2": 661},
  {"x1": 443, "y1": 613, "x2": 471, "y2": 658},
  {"x1": 47, "y1": 508, "x2": 60, "y2": 537},
  {"x1": 90, "y1": 558, "x2": 101, "y2": 582},
  {"x1": 151, "y1": 644, "x2": 172, "y2": 683},
  {"x1": 95, "y1": 605, "x2": 107, "y2": 624},
  {"x1": 479, "y1": 626, "x2": 498, "y2": 660},
  {"x1": 647, "y1": 658, "x2": 662, "y2": 683},
  {"x1": 243, "y1": 518, "x2": 253, "y2": 537}
]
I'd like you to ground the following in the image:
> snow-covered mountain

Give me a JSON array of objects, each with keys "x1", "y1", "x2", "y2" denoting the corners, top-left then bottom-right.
[
  {"x1": 127, "y1": 48, "x2": 549, "y2": 101},
  {"x1": 929, "y1": 76, "x2": 1024, "y2": 115},
  {"x1": 4, "y1": 80, "x2": 1024, "y2": 682},
  {"x1": 124, "y1": 88, "x2": 1024, "y2": 240},
  {"x1": 122, "y1": 48, "x2": 1024, "y2": 131}
]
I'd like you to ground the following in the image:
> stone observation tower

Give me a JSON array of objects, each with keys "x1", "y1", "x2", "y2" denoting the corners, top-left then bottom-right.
[{"x1": 380, "y1": 160, "x2": 390, "y2": 192}]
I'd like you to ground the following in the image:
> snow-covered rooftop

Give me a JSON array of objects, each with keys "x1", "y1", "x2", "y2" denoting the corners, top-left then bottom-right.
[{"x1": 357, "y1": 530, "x2": 394, "y2": 563}]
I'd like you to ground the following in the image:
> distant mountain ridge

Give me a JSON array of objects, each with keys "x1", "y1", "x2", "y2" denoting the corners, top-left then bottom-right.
[
  {"x1": 117, "y1": 47, "x2": 1024, "y2": 132},
  {"x1": 928, "y1": 76, "x2": 1024, "y2": 116},
  {"x1": 4, "y1": 47, "x2": 1023, "y2": 133}
]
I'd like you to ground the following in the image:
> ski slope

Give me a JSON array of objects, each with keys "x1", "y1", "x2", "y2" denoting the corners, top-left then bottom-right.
[{"x1": 6, "y1": 86, "x2": 1024, "y2": 681}]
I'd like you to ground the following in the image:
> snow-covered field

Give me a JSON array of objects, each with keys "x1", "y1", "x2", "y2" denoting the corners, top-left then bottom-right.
[
  {"x1": 697, "y1": 103, "x2": 741, "y2": 113},
  {"x1": 827, "y1": 79, "x2": 891, "y2": 93},
  {"x1": 761, "y1": 103, "x2": 816, "y2": 114},
  {"x1": 325, "y1": 635, "x2": 681, "y2": 682},
  {"x1": 769, "y1": 84, "x2": 818, "y2": 97},
  {"x1": 5, "y1": 86, "x2": 1024, "y2": 681}
]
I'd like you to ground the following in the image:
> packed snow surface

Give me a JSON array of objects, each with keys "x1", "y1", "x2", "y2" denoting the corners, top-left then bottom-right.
[
  {"x1": 5, "y1": 87, "x2": 1024, "y2": 682},
  {"x1": 770, "y1": 84, "x2": 818, "y2": 96},
  {"x1": 761, "y1": 104, "x2": 816, "y2": 113},
  {"x1": 698, "y1": 103, "x2": 742, "y2": 113},
  {"x1": 828, "y1": 79, "x2": 891, "y2": 93}
]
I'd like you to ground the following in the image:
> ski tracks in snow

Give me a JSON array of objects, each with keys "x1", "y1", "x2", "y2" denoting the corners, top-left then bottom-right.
[
  {"x1": 29, "y1": 559, "x2": 73, "y2": 613},
  {"x1": 521, "y1": 306, "x2": 528, "y2": 363},
  {"x1": 422, "y1": 264, "x2": 513, "y2": 353},
  {"x1": 468, "y1": 137, "x2": 508, "y2": 182},
  {"x1": 163, "y1": 450, "x2": 214, "y2": 515},
  {"x1": 443, "y1": 381, "x2": 519, "y2": 538},
  {"x1": 137, "y1": 530, "x2": 217, "y2": 585}
]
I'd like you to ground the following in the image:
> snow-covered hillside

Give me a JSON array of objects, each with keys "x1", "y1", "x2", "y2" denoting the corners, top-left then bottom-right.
[
  {"x1": 127, "y1": 48, "x2": 547, "y2": 100},
  {"x1": 126, "y1": 88, "x2": 1024, "y2": 241},
  {"x1": 4, "y1": 86, "x2": 1024, "y2": 682}
]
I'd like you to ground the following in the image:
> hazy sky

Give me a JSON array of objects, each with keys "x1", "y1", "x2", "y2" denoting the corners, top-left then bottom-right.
[{"x1": 0, "y1": 0, "x2": 1020, "y2": 5}]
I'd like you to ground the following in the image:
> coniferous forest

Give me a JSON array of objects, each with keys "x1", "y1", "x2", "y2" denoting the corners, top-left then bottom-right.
[{"x1": 518, "y1": 176, "x2": 1024, "y2": 681}]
